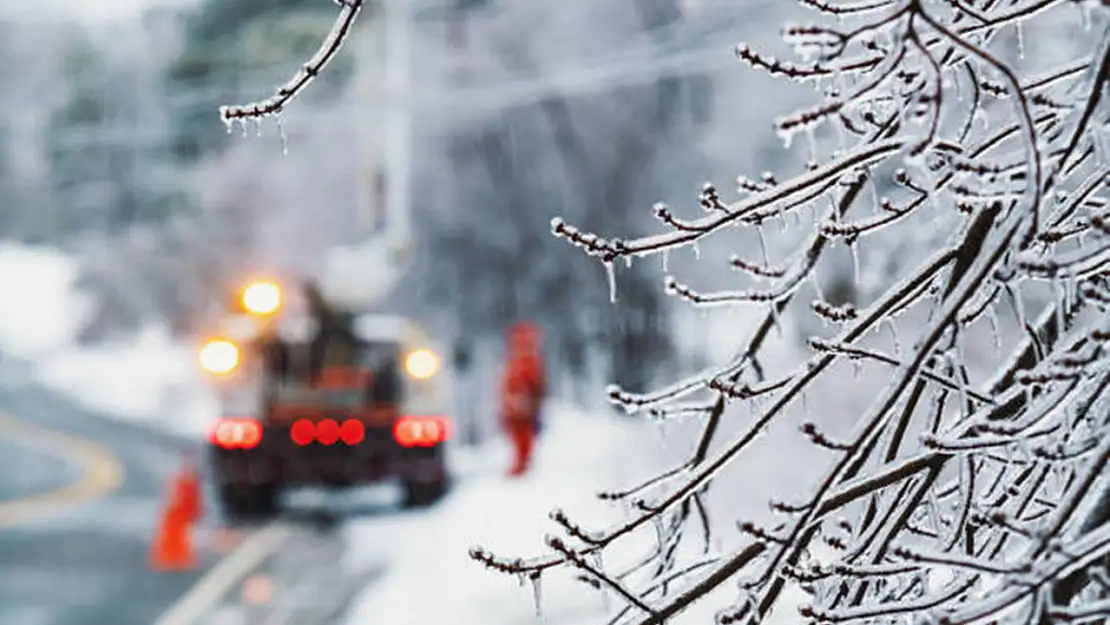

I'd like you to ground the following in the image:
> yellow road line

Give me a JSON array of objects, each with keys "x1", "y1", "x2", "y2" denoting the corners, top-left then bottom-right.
[{"x1": 0, "y1": 411, "x2": 124, "y2": 529}]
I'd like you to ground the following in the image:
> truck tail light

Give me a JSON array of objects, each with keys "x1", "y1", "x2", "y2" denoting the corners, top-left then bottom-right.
[
  {"x1": 315, "y1": 419, "x2": 341, "y2": 445},
  {"x1": 290, "y1": 418, "x2": 365, "y2": 446},
  {"x1": 290, "y1": 418, "x2": 315, "y2": 446},
  {"x1": 340, "y1": 419, "x2": 365, "y2": 445},
  {"x1": 211, "y1": 418, "x2": 262, "y2": 450},
  {"x1": 393, "y1": 416, "x2": 451, "y2": 448}
]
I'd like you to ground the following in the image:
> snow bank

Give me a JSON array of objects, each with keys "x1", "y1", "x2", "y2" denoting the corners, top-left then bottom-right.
[
  {"x1": 0, "y1": 243, "x2": 94, "y2": 360},
  {"x1": 35, "y1": 324, "x2": 218, "y2": 438},
  {"x1": 0, "y1": 243, "x2": 217, "y2": 437},
  {"x1": 339, "y1": 404, "x2": 650, "y2": 625},
  {"x1": 338, "y1": 403, "x2": 802, "y2": 625}
]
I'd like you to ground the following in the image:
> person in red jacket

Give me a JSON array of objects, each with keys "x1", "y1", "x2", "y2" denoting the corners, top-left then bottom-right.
[{"x1": 500, "y1": 322, "x2": 545, "y2": 477}]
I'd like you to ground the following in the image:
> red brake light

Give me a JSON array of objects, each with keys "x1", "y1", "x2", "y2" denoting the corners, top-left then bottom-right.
[
  {"x1": 211, "y1": 418, "x2": 262, "y2": 449},
  {"x1": 315, "y1": 419, "x2": 340, "y2": 445},
  {"x1": 393, "y1": 416, "x2": 451, "y2": 448},
  {"x1": 290, "y1": 418, "x2": 365, "y2": 445},
  {"x1": 291, "y1": 419, "x2": 315, "y2": 446},
  {"x1": 340, "y1": 419, "x2": 365, "y2": 445}
]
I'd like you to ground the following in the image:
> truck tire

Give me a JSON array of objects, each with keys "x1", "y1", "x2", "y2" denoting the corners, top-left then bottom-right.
[
  {"x1": 217, "y1": 485, "x2": 251, "y2": 522},
  {"x1": 219, "y1": 483, "x2": 280, "y2": 522},
  {"x1": 401, "y1": 478, "x2": 447, "y2": 509},
  {"x1": 252, "y1": 483, "x2": 280, "y2": 519}
]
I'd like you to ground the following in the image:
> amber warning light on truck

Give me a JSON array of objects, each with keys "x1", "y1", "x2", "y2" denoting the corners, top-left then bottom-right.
[
  {"x1": 404, "y1": 348, "x2": 439, "y2": 379},
  {"x1": 241, "y1": 280, "x2": 282, "y2": 316},
  {"x1": 199, "y1": 338, "x2": 240, "y2": 375}
]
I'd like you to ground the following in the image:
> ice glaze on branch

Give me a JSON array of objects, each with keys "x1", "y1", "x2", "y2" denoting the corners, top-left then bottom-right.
[
  {"x1": 552, "y1": 137, "x2": 907, "y2": 261},
  {"x1": 218, "y1": 0, "x2": 364, "y2": 122},
  {"x1": 477, "y1": 1, "x2": 1110, "y2": 623}
]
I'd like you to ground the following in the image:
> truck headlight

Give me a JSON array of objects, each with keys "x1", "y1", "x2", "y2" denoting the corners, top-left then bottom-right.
[
  {"x1": 404, "y1": 348, "x2": 438, "y2": 379},
  {"x1": 199, "y1": 339, "x2": 240, "y2": 375}
]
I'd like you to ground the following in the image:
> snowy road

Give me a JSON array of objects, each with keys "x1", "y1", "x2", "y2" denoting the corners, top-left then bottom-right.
[
  {"x1": 0, "y1": 373, "x2": 390, "y2": 625},
  {"x1": 0, "y1": 334, "x2": 659, "y2": 625},
  {"x1": 0, "y1": 379, "x2": 221, "y2": 625}
]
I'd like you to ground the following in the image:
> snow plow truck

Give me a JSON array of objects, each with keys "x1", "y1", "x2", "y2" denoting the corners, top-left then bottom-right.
[{"x1": 197, "y1": 277, "x2": 452, "y2": 520}]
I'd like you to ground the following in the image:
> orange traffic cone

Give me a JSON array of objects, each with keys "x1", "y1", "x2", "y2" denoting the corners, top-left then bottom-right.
[
  {"x1": 151, "y1": 505, "x2": 196, "y2": 571},
  {"x1": 172, "y1": 460, "x2": 203, "y2": 526},
  {"x1": 150, "y1": 460, "x2": 202, "y2": 572}
]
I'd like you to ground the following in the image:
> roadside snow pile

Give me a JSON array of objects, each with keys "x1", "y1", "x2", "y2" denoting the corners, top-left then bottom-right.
[
  {"x1": 337, "y1": 402, "x2": 813, "y2": 625},
  {"x1": 0, "y1": 243, "x2": 94, "y2": 360},
  {"x1": 339, "y1": 403, "x2": 654, "y2": 625},
  {"x1": 337, "y1": 404, "x2": 797, "y2": 625},
  {"x1": 35, "y1": 324, "x2": 218, "y2": 438},
  {"x1": 0, "y1": 242, "x2": 217, "y2": 437}
]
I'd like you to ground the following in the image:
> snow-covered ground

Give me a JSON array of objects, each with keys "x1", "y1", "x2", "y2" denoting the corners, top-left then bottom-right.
[
  {"x1": 334, "y1": 402, "x2": 773, "y2": 625},
  {"x1": 338, "y1": 404, "x2": 647, "y2": 625},
  {"x1": 334, "y1": 399, "x2": 818, "y2": 625},
  {"x1": 0, "y1": 242, "x2": 219, "y2": 438}
]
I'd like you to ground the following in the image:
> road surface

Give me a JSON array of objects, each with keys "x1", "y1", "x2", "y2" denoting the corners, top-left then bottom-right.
[
  {"x1": 0, "y1": 378, "x2": 222, "y2": 625},
  {"x1": 0, "y1": 369, "x2": 392, "y2": 625}
]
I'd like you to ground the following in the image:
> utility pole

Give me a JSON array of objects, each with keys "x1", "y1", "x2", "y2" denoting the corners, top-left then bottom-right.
[
  {"x1": 382, "y1": 0, "x2": 414, "y2": 266},
  {"x1": 354, "y1": 0, "x2": 413, "y2": 269},
  {"x1": 322, "y1": 0, "x2": 415, "y2": 310},
  {"x1": 354, "y1": 3, "x2": 383, "y2": 239}
]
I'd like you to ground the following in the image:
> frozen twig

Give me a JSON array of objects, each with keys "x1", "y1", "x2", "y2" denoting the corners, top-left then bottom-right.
[
  {"x1": 474, "y1": 1, "x2": 1110, "y2": 622},
  {"x1": 218, "y1": 0, "x2": 364, "y2": 123}
]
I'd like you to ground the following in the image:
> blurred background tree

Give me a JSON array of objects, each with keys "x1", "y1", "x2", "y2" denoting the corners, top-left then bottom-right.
[
  {"x1": 164, "y1": 0, "x2": 354, "y2": 164},
  {"x1": 0, "y1": 0, "x2": 804, "y2": 414},
  {"x1": 405, "y1": 0, "x2": 721, "y2": 401}
]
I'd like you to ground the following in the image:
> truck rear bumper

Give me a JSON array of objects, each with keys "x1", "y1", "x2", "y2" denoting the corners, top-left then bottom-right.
[{"x1": 208, "y1": 445, "x2": 446, "y2": 488}]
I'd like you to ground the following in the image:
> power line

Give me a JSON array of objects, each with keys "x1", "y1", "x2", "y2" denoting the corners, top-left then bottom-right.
[
  {"x1": 40, "y1": 28, "x2": 744, "y2": 149},
  {"x1": 32, "y1": 2, "x2": 749, "y2": 148},
  {"x1": 180, "y1": 15, "x2": 746, "y2": 112}
]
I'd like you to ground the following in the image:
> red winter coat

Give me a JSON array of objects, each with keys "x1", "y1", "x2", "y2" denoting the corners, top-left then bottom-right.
[
  {"x1": 501, "y1": 354, "x2": 544, "y2": 425},
  {"x1": 500, "y1": 323, "x2": 545, "y2": 426}
]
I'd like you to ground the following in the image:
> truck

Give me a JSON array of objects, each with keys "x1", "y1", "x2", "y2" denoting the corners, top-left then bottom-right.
[{"x1": 197, "y1": 277, "x2": 452, "y2": 520}]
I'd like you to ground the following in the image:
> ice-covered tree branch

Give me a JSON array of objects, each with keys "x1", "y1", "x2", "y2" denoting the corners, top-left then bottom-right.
[
  {"x1": 200, "y1": 0, "x2": 1110, "y2": 620},
  {"x1": 471, "y1": 1, "x2": 1110, "y2": 623},
  {"x1": 217, "y1": 0, "x2": 363, "y2": 124}
]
